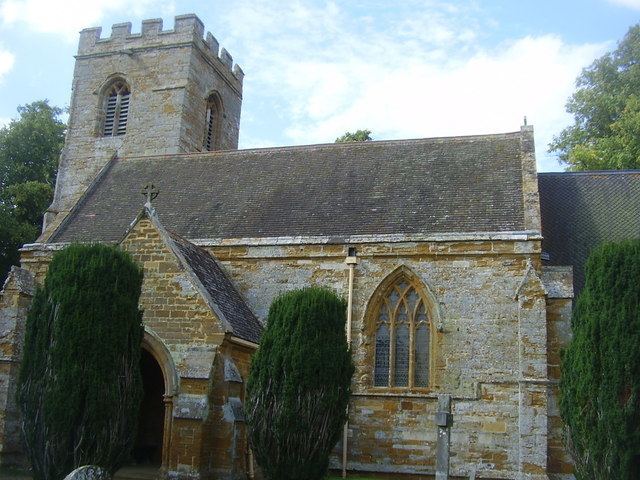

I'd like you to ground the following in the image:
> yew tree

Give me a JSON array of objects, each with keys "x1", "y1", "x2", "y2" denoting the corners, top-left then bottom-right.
[
  {"x1": 17, "y1": 244, "x2": 144, "y2": 480},
  {"x1": 560, "y1": 240, "x2": 640, "y2": 479},
  {"x1": 245, "y1": 287, "x2": 354, "y2": 480}
]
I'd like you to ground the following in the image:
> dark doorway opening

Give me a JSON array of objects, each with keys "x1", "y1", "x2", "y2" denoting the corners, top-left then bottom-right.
[{"x1": 133, "y1": 349, "x2": 165, "y2": 466}]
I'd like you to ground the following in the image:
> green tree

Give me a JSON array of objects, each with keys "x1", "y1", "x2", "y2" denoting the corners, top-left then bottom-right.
[
  {"x1": 17, "y1": 244, "x2": 144, "y2": 480},
  {"x1": 560, "y1": 240, "x2": 640, "y2": 479},
  {"x1": 0, "y1": 100, "x2": 65, "y2": 284},
  {"x1": 335, "y1": 129, "x2": 372, "y2": 143},
  {"x1": 550, "y1": 24, "x2": 640, "y2": 170},
  {"x1": 245, "y1": 287, "x2": 354, "y2": 480}
]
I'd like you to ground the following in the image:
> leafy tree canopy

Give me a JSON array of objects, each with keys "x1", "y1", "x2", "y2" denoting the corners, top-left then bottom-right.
[
  {"x1": 335, "y1": 129, "x2": 372, "y2": 143},
  {"x1": 246, "y1": 287, "x2": 354, "y2": 480},
  {"x1": 0, "y1": 100, "x2": 65, "y2": 188},
  {"x1": 560, "y1": 240, "x2": 640, "y2": 479},
  {"x1": 0, "y1": 100, "x2": 65, "y2": 284},
  {"x1": 17, "y1": 243, "x2": 144, "y2": 480},
  {"x1": 550, "y1": 24, "x2": 640, "y2": 170}
]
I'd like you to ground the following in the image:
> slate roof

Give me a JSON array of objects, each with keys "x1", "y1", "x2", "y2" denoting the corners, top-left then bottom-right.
[
  {"x1": 163, "y1": 226, "x2": 262, "y2": 344},
  {"x1": 49, "y1": 133, "x2": 528, "y2": 243},
  {"x1": 538, "y1": 170, "x2": 640, "y2": 295}
]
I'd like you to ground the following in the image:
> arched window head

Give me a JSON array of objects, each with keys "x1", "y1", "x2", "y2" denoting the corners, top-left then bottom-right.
[
  {"x1": 373, "y1": 274, "x2": 432, "y2": 388},
  {"x1": 103, "y1": 80, "x2": 130, "y2": 136},
  {"x1": 203, "y1": 93, "x2": 222, "y2": 151}
]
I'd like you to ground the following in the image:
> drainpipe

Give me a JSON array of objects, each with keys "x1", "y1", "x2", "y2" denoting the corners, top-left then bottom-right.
[{"x1": 342, "y1": 247, "x2": 358, "y2": 478}]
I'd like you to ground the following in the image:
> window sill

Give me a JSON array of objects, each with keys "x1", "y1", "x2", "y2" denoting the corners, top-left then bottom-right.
[{"x1": 353, "y1": 387, "x2": 440, "y2": 399}]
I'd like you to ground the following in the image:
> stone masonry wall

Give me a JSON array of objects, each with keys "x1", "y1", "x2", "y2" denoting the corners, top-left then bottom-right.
[
  {"x1": 16, "y1": 234, "x2": 563, "y2": 479},
  {"x1": 47, "y1": 14, "x2": 243, "y2": 234},
  {"x1": 542, "y1": 267, "x2": 574, "y2": 480},
  {"x1": 0, "y1": 267, "x2": 34, "y2": 467},
  {"x1": 205, "y1": 237, "x2": 549, "y2": 479},
  {"x1": 201, "y1": 340, "x2": 254, "y2": 480},
  {"x1": 121, "y1": 217, "x2": 224, "y2": 479}
]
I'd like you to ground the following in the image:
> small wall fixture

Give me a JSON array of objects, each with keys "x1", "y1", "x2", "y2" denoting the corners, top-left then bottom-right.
[{"x1": 346, "y1": 246, "x2": 357, "y2": 265}]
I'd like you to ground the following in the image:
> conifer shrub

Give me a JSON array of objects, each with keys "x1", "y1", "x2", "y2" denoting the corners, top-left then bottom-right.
[
  {"x1": 17, "y1": 244, "x2": 144, "y2": 480},
  {"x1": 245, "y1": 287, "x2": 354, "y2": 480},
  {"x1": 560, "y1": 240, "x2": 640, "y2": 479}
]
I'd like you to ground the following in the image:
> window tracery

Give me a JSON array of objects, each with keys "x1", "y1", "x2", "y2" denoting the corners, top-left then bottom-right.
[{"x1": 373, "y1": 276, "x2": 432, "y2": 388}]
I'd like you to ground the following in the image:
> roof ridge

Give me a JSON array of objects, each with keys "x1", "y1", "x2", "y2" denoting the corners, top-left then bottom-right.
[
  {"x1": 539, "y1": 169, "x2": 640, "y2": 176},
  {"x1": 115, "y1": 130, "x2": 524, "y2": 162}
]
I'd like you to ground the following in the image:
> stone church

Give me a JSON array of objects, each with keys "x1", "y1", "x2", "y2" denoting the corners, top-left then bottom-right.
[{"x1": 4, "y1": 12, "x2": 639, "y2": 480}]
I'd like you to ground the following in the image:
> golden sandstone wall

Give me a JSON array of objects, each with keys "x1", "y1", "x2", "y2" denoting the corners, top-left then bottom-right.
[
  {"x1": 13, "y1": 219, "x2": 256, "y2": 480},
  {"x1": 7, "y1": 232, "x2": 573, "y2": 479},
  {"x1": 207, "y1": 237, "x2": 565, "y2": 479},
  {"x1": 45, "y1": 15, "x2": 244, "y2": 236}
]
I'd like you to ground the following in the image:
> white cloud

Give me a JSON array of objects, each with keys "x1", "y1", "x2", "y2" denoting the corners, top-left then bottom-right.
[
  {"x1": 0, "y1": 0, "x2": 174, "y2": 40},
  {"x1": 223, "y1": 0, "x2": 605, "y2": 171},
  {"x1": 0, "y1": 45, "x2": 14, "y2": 83},
  {"x1": 607, "y1": 0, "x2": 640, "y2": 9},
  {"x1": 0, "y1": 117, "x2": 10, "y2": 128},
  {"x1": 284, "y1": 35, "x2": 603, "y2": 171}
]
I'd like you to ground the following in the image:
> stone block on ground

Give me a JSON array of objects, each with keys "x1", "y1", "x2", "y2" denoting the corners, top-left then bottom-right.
[{"x1": 63, "y1": 465, "x2": 111, "y2": 480}]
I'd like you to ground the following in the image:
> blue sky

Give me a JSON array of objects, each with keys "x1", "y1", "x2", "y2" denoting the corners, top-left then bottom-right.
[{"x1": 0, "y1": 0, "x2": 637, "y2": 171}]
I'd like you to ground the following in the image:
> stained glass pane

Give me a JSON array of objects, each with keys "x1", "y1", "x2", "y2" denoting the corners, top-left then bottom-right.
[
  {"x1": 378, "y1": 305, "x2": 389, "y2": 323},
  {"x1": 414, "y1": 323, "x2": 430, "y2": 387},
  {"x1": 416, "y1": 302, "x2": 428, "y2": 323},
  {"x1": 394, "y1": 323, "x2": 409, "y2": 387},
  {"x1": 388, "y1": 290, "x2": 400, "y2": 311},
  {"x1": 374, "y1": 324, "x2": 390, "y2": 387},
  {"x1": 407, "y1": 288, "x2": 419, "y2": 313},
  {"x1": 398, "y1": 303, "x2": 409, "y2": 323}
]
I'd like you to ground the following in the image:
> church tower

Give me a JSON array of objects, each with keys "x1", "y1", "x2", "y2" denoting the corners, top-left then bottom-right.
[{"x1": 46, "y1": 14, "x2": 243, "y2": 231}]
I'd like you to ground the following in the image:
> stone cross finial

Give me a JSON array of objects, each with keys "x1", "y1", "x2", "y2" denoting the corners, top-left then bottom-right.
[{"x1": 142, "y1": 183, "x2": 159, "y2": 206}]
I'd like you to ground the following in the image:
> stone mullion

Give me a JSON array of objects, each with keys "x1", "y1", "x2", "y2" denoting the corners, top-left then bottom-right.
[
  {"x1": 389, "y1": 299, "x2": 398, "y2": 387},
  {"x1": 114, "y1": 92, "x2": 123, "y2": 134},
  {"x1": 408, "y1": 297, "x2": 419, "y2": 389}
]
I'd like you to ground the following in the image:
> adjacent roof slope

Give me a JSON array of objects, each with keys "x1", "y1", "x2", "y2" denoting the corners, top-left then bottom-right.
[
  {"x1": 165, "y1": 228, "x2": 262, "y2": 343},
  {"x1": 538, "y1": 170, "x2": 640, "y2": 295},
  {"x1": 133, "y1": 207, "x2": 262, "y2": 343},
  {"x1": 50, "y1": 133, "x2": 527, "y2": 243}
]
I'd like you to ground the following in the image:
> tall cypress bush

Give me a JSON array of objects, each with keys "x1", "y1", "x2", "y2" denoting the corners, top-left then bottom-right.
[
  {"x1": 17, "y1": 244, "x2": 144, "y2": 480},
  {"x1": 245, "y1": 287, "x2": 354, "y2": 480},
  {"x1": 560, "y1": 240, "x2": 640, "y2": 479}
]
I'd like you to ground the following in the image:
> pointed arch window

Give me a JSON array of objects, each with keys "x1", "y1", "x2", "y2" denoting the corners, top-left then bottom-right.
[
  {"x1": 203, "y1": 93, "x2": 222, "y2": 151},
  {"x1": 373, "y1": 277, "x2": 432, "y2": 388},
  {"x1": 103, "y1": 80, "x2": 130, "y2": 136}
]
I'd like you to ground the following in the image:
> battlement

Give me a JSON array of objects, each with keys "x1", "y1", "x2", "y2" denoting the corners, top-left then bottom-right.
[{"x1": 78, "y1": 14, "x2": 244, "y2": 85}]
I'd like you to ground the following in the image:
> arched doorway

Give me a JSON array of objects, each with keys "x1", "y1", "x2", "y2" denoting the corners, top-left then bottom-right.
[
  {"x1": 115, "y1": 331, "x2": 177, "y2": 479},
  {"x1": 133, "y1": 349, "x2": 165, "y2": 466}
]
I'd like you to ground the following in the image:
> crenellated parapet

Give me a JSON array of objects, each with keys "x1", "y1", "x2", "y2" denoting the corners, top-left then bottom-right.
[{"x1": 78, "y1": 13, "x2": 244, "y2": 87}]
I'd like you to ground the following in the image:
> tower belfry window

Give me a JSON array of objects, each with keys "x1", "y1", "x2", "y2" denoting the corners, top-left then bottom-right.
[
  {"x1": 103, "y1": 81, "x2": 130, "y2": 136},
  {"x1": 203, "y1": 93, "x2": 222, "y2": 151}
]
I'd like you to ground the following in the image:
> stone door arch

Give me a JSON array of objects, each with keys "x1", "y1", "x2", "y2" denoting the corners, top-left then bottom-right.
[{"x1": 139, "y1": 329, "x2": 178, "y2": 471}]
